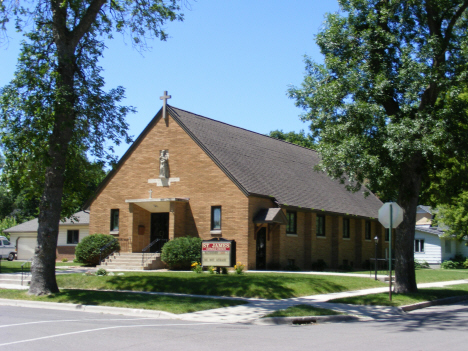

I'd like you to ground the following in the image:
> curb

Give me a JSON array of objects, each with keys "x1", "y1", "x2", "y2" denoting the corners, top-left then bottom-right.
[
  {"x1": 0, "y1": 298, "x2": 180, "y2": 319},
  {"x1": 252, "y1": 315, "x2": 360, "y2": 325},
  {"x1": 401, "y1": 295, "x2": 468, "y2": 312}
]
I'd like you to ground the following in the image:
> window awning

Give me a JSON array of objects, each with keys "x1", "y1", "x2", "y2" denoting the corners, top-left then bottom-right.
[
  {"x1": 253, "y1": 208, "x2": 287, "y2": 224},
  {"x1": 125, "y1": 197, "x2": 189, "y2": 213}
]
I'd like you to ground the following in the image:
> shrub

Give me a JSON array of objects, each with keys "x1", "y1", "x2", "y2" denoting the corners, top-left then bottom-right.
[
  {"x1": 191, "y1": 262, "x2": 203, "y2": 273},
  {"x1": 75, "y1": 234, "x2": 120, "y2": 266},
  {"x1": 161, "y1": 236, "x2": 202, "y2": 270},
  {"x1": 464, "y1": 259, "x2": 468, "y2": 269},
  {"x1": 311, "y1": 259, "x2": 327, "y2": 271},
  {"x1": 61, "y1": 258, "x2": 68, "y2": 263},
  {"x1": 96, "y1": 268, "x2": 108, "y2": 276},
  {"x1": 414, "y1": 259, "x2": 430, "y2": 269},
  {"x1": 234, "y1": 262, "x2": 245, "y2": 274},
  {"x1": 441, "y1": 260, "x2": 459, "y2": 269}
]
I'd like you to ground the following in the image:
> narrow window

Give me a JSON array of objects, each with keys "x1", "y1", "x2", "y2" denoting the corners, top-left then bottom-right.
[
  {"x1": 414, "y1": 239, "x2": 425, "y2": 253},
  {"x1": 365, "y1": 221, "x2": 371, "y2": 240},
  {"x1": 343, "y1": 218, "x2": 350, "y2": 238},
  {"x1": 286, "y1": 211, "x2": 297, "y2": 234},
  {"x1": 316, "y1": 215, "x2": 325, "y2": 237},
  {"x1": 385, "y1": 229, "x2": 390, "y2": 242},
  {"x1": 110, "y1": 209, "x2": 119, "y2": 231},
  {"x1": 67, "y1": 230, "x2": 79, "y2": 244},
  {"x1": 211, "y1": 206, "x2": 221, "y2": 231}
]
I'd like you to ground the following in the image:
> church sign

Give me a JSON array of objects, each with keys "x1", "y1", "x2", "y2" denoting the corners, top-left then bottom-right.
[{"x1": 201, "y1": 239, "x2": 236, "y2": 267}]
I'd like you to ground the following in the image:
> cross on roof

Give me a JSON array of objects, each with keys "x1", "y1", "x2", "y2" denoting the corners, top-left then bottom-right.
[{"x1": 160, "y1": 91, "x2": 171, "y2": 120}]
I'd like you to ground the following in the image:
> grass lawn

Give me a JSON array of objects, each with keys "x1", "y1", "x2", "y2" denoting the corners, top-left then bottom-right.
[
  {"x1": 56, "y1": 272, "x2": 387, "y2": 299},
  {"x1": 344, "y1": 268, "x2": 468, "y2": 283},
  {"x1": 0, "y1": 260, "x2": 85, "y2": 273},
  {"x1": 329, "y1": 284, "x2": 468, "y2": 307},
  {"x1": 263, "y1": 304, "x2": 343, "y2": 318},
  {"x1": 0, "y1": 289, "x2": 246, "y2": 314}
]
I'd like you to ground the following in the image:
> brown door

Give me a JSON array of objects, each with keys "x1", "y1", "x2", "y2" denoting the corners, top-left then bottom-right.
[
  {"x1": 150, "y1": 213, "x2": 169, "y2": 252},
  {"x1": 256, "y1": 227, "x2": 267, "y2": 270}
]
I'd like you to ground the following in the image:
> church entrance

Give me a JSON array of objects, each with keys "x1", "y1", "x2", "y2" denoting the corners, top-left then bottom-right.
[
  {"x1": 150, "y1": 212, "x2": 169, "y2": 253},
  {"x1": 256, "y1": 227, "x2": 267, "y2": 270}
]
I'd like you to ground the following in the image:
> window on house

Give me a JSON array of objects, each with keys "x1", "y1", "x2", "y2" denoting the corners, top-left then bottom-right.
[
  {"x1": 445, "y1": 240, "x2": 452, "y2": 254},
  {"x1": 211, "y1": 206, "x2": 221, "y2": 231},
  {"x1": 110, "y1": 209, "x2": 119, "y2": 231},
  {"x1": 415, "y1": 239, "x2": 425, "y2": 253},
  {"x1": 67, "y1": 230, "x2": 79, "y2": 244},
  {"x1": 286, "y1": 211, "x2": 297, "y2": 234},
  {"x1": 343, "y1": 218, "x2": 350, "y2": 238},
  {"x1": 365, "y1": 221, "x2": 371, "y2": 240},
  {"x1": 316, "y1": 215, "x2": 325, "y2": 236}
]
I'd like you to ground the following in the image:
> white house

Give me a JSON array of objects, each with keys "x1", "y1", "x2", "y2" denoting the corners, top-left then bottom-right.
[
  {"x1": 415, "y1": 205, "x2": 468, "y2": 266},
  {"x1": 4, "y1": 211, "x2": 90, "y2": 260}
]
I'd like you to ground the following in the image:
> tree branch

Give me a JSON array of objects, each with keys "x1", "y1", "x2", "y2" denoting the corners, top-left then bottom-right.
[{"x1": 71, "y1": 0, "x2": 107, "y2": 49}]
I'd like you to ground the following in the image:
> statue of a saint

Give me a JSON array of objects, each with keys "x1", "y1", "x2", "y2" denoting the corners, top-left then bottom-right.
[{"x1": 159, "y1": 150, "x2": 169, "y2": 178}]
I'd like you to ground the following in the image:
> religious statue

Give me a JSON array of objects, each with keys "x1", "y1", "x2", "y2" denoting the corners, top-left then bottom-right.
[{"x1": 159, "y1": 150, "x2": 169, "y2": 178}]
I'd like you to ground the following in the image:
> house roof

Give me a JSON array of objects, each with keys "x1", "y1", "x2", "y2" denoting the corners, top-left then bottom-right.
[
  {"x1": 417, "y1": 205, "x2": 433, "y2": 214},
  {"x1": 85, "y1": 105, "x2": 383, "y2": 218},
  {"x1": 415, "y1": 225, "x2": 445, "y2": 237},
  {"x1": 4, "y1": 211, "x2": 89, "y2": 233}
]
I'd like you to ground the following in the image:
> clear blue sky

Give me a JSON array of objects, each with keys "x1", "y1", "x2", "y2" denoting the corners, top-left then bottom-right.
[{"x1": 0, "y1": 1, "x2": 340, "y2": 158}]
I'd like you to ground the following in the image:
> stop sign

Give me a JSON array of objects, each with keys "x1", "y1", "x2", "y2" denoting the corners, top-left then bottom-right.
[{"x1": 378, "y1": 202, "x2": 404, "y2": 228}]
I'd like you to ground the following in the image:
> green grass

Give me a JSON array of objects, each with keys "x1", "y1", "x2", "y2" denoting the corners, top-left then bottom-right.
[
  {"x1": 0, "y1": 260, "x2": 84, "y2": 273},
  {"x1": 0, "y1": 289, "x2": 246, "y2": 314},
  {"x1": 263, "y1": 304, "x2": 343, "y2": 318},
  {"x1": 329, "y1": 284, "x2": 468, "y2": 307},
  {"x1": 56, "y1": 272, "x2": 387, "y2": 299},
  {"x1": 415, "y1": 269, "x2": 468, "y2": 283}
]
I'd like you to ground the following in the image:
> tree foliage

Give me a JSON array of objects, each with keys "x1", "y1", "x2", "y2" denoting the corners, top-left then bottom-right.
[
  {"x1": 435, "y1": 191, "x2": 468, "y2": 241},
  {"x1": 268, "y1": 130, "x2": 316, "y2": 149},
  {"x1": 0, "y1": 0, "x2": 184, "y2": 295},
  {"x1": 289, "y1": 0, "x2": 468, "y2": 293}
]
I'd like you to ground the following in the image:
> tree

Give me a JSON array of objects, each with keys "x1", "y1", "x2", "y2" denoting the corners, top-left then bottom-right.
[
  {"x1": 289, "y1": 0, "x2": 468, "y2": 293},
  {"x1": 268, "y1": 130, "x2": 316, "y2": 149},
  {"x1": 434, "y1": 191, "x2": 468, "y2": 241},
  {"x1": 0, "y1": 0, "x2": 183, "y2": 295}
]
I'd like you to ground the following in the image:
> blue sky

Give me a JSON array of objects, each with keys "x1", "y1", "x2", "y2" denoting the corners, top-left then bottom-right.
[{"x1": 0, "y1": 1, "x2": 341, "y2": 158}]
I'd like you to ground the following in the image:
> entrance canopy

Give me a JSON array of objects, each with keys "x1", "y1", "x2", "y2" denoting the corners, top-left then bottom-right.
[
  {"x1": 125, "y1": 197, "x2": 189, "y2": 213},
  {"x1": 253, "y1": 208, "x2": 287, "y2": 224}
]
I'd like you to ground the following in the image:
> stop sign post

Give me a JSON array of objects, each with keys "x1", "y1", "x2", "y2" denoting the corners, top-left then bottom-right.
[{"x1": 378, "y1": 202, "x2": 404, "y2": 301}]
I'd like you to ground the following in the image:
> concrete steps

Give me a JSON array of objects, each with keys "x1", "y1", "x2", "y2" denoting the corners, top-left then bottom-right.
[
  {"x1": 0, "y1": 273, "x2": 30, "y2": 286},
  {"x1": 97, "y1": 252, "x2": 164, "y2": 270}
]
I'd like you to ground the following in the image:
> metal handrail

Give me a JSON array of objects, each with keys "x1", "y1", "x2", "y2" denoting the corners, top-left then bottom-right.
[
  {"x1": 142, "y1": 238, "x2": 168, "y2": 266},
  {"x1": 21, "y1": 259, "x2": 31, "y2": 286},
  {"x1": 369, "y1": 258, "x2": 395, "y2": 278},
  {"x1": 99, "y1": 238, "x2": 120, "y2": 266}
]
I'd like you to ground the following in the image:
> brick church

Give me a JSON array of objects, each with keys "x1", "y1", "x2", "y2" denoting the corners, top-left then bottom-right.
[{"x1": 86, "y1": 94, "x2": 388, "y2": 270}]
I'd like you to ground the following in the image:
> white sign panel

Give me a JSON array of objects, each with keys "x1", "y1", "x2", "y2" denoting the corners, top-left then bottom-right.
[{"x1": 378, "y1": 202, "x2": 404, "y2": 228}]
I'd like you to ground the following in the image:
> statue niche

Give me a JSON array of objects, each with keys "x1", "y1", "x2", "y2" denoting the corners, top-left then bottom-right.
[{"x1": 159, "y1": 150, "x2": 170, "y2": 178}]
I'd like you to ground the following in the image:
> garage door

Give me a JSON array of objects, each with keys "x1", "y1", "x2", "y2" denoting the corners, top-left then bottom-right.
[{"x1": 17, "y1": 237, "x2": 37, "y2": 260}]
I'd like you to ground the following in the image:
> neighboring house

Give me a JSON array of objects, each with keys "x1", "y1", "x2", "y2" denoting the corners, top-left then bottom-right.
[
  {"x1": 415, "y1": 205, "x2": 468, "y2": 266},
  {"x1": 85, "y1": 102, "x2": 389, "y2": 270},
  {"x1": 4, "y1": 211, "x2": 90, "y2": 260}
]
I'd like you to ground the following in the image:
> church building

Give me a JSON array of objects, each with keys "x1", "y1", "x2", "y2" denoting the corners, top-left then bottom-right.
[{"x1": 86, "y1": 94, "x2": 387, "y2": 270}]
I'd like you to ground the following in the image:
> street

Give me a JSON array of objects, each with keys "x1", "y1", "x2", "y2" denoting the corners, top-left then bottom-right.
[{"x1": 1, "y1": 303, "x2": 468, "y2": 350}]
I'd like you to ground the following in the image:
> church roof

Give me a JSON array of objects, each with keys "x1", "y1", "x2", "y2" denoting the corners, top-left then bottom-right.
[
  {"x1": 168, "y1": 106, "x2": 382, "y2": 218},
  {"x1": 85, "y1": 105, "x2": 382, "y2": 218}
]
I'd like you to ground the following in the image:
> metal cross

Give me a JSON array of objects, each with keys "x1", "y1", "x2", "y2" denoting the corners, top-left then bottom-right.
[
  {"x1": 160, "y1": 91, "x2": 171, "y2": 120},
  {"x1": 149, "y1": 189, "x2": 153, "y2": 199}
]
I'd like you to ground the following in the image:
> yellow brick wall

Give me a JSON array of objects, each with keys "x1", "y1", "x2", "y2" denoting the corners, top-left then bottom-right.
[{"x1": 89, "y1": 114, "x2": 249, "y2": 258}]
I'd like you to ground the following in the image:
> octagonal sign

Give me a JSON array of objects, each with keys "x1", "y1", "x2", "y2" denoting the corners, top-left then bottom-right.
[{"x1": 378, "y1": 202, "x2": 404, "y2": 229}]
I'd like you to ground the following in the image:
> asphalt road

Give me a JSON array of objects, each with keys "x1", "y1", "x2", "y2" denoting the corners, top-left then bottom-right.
[{"x1": 1, "y1": 303, "x2": 468, "y2": 351}]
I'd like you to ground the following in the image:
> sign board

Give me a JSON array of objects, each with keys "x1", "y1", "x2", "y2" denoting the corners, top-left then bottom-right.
[
  {"x1": 378, "y1": 202, "x2": 404, "y2": 229},
  {"x1": 201, "y1": 238, "x2": 236, "y2": 267}
]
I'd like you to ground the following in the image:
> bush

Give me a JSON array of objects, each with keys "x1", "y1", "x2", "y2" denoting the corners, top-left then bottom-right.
[
  {"x1": 441, "y1": 260, "x2": 460, "y2": 269},
  {"x1": 96, "y1": 268, "x2": 108, "y2": 276},
  {"x1": 75, "y1": 234, "x2": 120, "y2": 266},
  {"x1": 311, "y1": 259, "x2": 327, "y2": 271},
  {"x1": 414, "y1": 259, "x2": 430, "y2": 269},
  {"x1": 161, "y1": 236, "x2": 202, "y2": 270},
  {"x1": 441, "y1": 254, "x2": 467, "y2": 269}
]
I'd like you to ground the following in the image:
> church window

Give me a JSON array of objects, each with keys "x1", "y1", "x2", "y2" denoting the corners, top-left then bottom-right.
[
  {"x1": 316, "y1": 215, "x2": 325, "y2": 236},
  {"x1": 286, "y1": 211, "x2": 297, "y2": 234},
  {"x1": 211, "y1": 206, "x2": 221, "y2": 231},
  {"x1": 343, "y1": 218, "x2": 350, "y2": 238},
  {"x1": 110, "y1": 209, "x2": 119, "y2": 232},
  {"x1": 365, "y1": 221, "x2": 371, "y2": 240}
]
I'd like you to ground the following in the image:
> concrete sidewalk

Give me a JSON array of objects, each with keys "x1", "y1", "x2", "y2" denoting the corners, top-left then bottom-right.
[{"x1": 1, "y1": 272, "x2": 467, "y2": 324}]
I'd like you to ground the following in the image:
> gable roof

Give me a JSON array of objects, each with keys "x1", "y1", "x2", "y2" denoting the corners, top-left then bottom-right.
[
  {"x1": 85, "y1": 105, "x2": 382, "y2": 218},
  {"x1": 4, "y1": 211, "x2": 89, "y2": 233}
]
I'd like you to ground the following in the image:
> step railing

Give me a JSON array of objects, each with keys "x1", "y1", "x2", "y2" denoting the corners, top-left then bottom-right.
[
  {"x1": 369, "y1": 258, "x2": 395, "y2": 279},
  {"x1": 21, "y1": 259, "x2": 32, "y2": 286},
  {"x1": 142, "y1": 239, "x2": 168, "y2": 266},
  {"x1": 99, "y1": 238, "x2": 120, "y2": 266}
]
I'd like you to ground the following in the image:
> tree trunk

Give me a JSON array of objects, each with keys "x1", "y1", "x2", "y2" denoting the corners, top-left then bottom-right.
[
  {"x1": 394, "y1": 154, "x2": 423, "y2": 294},
  {"x1": 28, "y1": 43, "x2": 76, "y2": 295}
]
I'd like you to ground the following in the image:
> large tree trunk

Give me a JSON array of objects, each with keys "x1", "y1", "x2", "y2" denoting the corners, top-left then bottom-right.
[{"x1": 394, "y1": 154, "x2": 423, "y2": 294}]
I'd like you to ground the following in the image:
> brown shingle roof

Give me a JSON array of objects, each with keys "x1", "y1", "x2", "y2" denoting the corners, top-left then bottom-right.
[{"x1": 168, "y1": 106, "x2": 382, "y2": 218}]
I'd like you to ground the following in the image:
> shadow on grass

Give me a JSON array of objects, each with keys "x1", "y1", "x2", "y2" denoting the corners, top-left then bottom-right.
[{"x1": 57, "y1": 273, "x2": 380, "y2": 299}]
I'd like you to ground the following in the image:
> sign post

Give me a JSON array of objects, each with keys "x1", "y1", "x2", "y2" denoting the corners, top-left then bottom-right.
[{"x1": 378, "y1": 202, "x2": 404, "y2": 301}]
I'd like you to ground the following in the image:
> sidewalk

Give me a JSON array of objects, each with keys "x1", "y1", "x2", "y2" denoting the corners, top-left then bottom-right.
[{"x1": 1, "y1": 274, "x2": 467, "y2": 324}]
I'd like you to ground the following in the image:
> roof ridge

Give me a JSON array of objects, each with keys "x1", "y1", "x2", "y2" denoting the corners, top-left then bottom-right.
[{"x1": 167, "y1": 105, "x2": 318, "y2": 153}]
